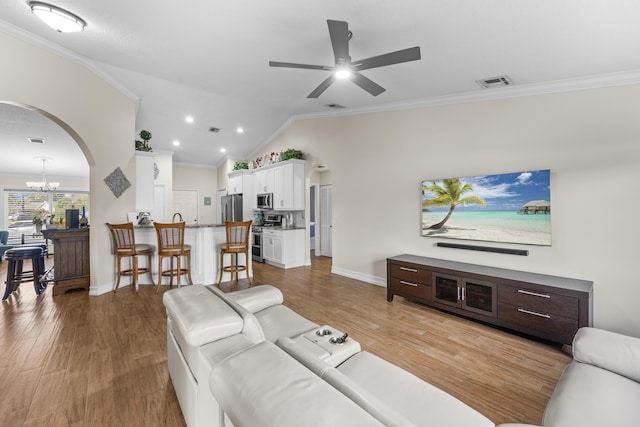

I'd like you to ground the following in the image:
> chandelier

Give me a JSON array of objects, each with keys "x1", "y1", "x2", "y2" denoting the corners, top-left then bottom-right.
[{"x1": 26, "y1": 158, "x2": 60, "y2": 192}]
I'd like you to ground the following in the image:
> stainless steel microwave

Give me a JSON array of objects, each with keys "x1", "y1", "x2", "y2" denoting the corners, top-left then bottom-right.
[{"x1": 257, "y1": 193, "x2": 273, "y2": 210}]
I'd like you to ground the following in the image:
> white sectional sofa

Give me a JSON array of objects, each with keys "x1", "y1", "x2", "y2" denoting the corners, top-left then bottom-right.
[
  {"x1": 163, "y1": 284, "x2": 494, "y2": 427},
  {"x1": 499, "y1": 327, "x2": 640, "y2": 427}
]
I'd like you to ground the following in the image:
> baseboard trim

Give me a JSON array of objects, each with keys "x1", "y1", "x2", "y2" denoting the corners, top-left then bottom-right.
[{"x1": 331, "y1": 266, "x2": 386, "y2": 287}]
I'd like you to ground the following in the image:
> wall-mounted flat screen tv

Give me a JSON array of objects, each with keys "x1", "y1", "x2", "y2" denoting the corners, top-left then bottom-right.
[{"x1": 421, "y1": 169, "x2": 551, "y2": 246}]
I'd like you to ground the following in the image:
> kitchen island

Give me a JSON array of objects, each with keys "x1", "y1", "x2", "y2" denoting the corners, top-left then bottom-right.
[{"x1": 134, "y1": 224, "x2": 252, "y2": 286}]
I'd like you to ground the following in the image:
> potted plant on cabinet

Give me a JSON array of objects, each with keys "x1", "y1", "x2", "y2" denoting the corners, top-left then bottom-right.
[{"x1": 135, "y1": 130, "x2": 153, "y2": 152}]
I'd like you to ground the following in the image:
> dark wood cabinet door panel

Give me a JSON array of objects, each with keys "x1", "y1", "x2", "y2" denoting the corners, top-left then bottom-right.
[{"x1": 498, "y1": 285, "x2": 578, "y2": 319}]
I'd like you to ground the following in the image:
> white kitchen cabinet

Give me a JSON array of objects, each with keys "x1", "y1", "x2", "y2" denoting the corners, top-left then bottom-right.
[
  {"x1": 227, "y1": 169, "x2": 253, "y2": 194},
  {"x1": 135, "y1": 152, "x2": 155, "y2": 210},
  {"x1": 273, "y1": 160, "x2": 304, "y2": 210},
  {"x1": 262, "y1": 228, "x2": 305, "y2": 268},
  {"x1": 254, "y1": 168, "x2": 275, "y2": 194}
]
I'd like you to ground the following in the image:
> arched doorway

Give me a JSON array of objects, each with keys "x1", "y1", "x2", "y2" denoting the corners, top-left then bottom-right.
[{"x1": 0, "y1": 103, "x2": 90, "y2": 227}]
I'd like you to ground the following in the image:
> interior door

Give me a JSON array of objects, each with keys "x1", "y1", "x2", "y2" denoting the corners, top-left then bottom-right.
[
  {"x1": 173, "y1": 190, "x2": 198, "y2": 224},
  {"x1": 319, "y1": 185, "x2": 332, "y2": 257}
]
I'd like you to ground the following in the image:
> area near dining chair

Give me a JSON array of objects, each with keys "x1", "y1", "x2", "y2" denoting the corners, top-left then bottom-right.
[
  {"x1": 217, "y1": 220, "x2": 252, "y2": 288},
  {"x1": 153, "y1": 221, "x2": 193, "y2": 293},
  {"x1": 106, "y1": 222, "x2": 155, "y2": 292}
]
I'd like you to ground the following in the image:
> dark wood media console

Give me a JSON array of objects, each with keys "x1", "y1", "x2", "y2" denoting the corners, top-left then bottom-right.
[{"x1": 387, "y1": 254, "x2": 592, "y2": 346}]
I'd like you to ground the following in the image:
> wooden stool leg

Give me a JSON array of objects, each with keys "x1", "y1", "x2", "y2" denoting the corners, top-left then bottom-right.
[
  {"x1": 186, "y1": 252, "x2": 193, "y2": 285},
  {"x1": 132, "y1": 255, "x2": 139, "y2": 292},
  {"x1": 245, "y1": 250, "x2": 252, "y2": 285},
  {"x1": 147, "y1": 252, "x2": 155, "y2": 286},
  {"x1": 32, "y1": 256, "x2": 44, "y2": 295},
  {"x1": 155, "y1": 255, "x2": 163, "y2": 294},
  {"x1": 217, "y1": 250, "x2": 225, "y2": 286},
  {"x1": 176, "y1": 255, "x2": 181, "y2": 288},
  {"x1": 114, "y1": 255, "x2": 122, "y2": 292},
  {"x1": 3, "y1": 259, "x2": 17, "y2": 300}
]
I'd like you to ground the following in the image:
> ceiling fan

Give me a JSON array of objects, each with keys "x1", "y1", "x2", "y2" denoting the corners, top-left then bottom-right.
[{"x1": 269, "y1": 19, "x2": 421, "y2": 98}]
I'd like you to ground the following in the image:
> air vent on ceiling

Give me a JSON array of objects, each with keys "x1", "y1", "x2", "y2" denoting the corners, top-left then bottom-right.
[
  {"x1": 208, "y1": 127, "x2": 221, "y2": 133},
  {"x1": 476, "y1": 75, "x2": 513, "y2": 89},
  {"x1": 28, "y1": 137, "x2": 45, "y2": 144},
  {"x1": 325, "y1": 103, "x2": 345, "y2": 109}
]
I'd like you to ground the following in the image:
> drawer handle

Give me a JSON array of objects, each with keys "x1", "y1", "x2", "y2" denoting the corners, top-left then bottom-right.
[
  {"x1": 399, "y1": 267, "x2": 418, "y2": 273},
  {"x1": 517, "y1": 289, "x2": 550, "y2": 299},
  {"x1": 400, "y1": 280, "x2": 418, "y2": 287},
  {"x1": 517, "y1": 308, "x2": 551, "y2": 319}
]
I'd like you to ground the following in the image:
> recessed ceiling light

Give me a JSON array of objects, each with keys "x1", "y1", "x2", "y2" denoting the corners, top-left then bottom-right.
[
  {"x1": 173, "y1": 140, "x2": 180, "y2": 146},
  {"x1": 220, "y1": 148, "x2": 226, "y2": 153},
  {"x1": 236, "y1": 127, "x2": 244, "y2": 134},
  {"x1": 29, "y1": 2, "x2": 86, "y2": 33},
  {"x1": 185, "y1": 116, "x2": 194, "y2": 123}
]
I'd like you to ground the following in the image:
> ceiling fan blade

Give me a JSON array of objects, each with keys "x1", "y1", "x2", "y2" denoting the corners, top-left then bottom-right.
[
  {"x1": 307, "y1": 75, "x2": 335, "y2": 98},
  {"x1": 353, "y1": 46, "x2": 421, "y2": 71},
  {"x1": 351, "y1": 72, "x2": 386, "y2": 96},
  {"x1": 327, "y1": 20, "x2": 350, "y2": 63},
  {"x1": 269, "y1": 61, "x2": 332, "y2": 71}
]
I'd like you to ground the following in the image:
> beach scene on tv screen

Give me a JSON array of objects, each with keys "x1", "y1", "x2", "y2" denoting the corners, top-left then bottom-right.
[{"x1": 421, "y1": 169, "x2": 551, "y2": 246}]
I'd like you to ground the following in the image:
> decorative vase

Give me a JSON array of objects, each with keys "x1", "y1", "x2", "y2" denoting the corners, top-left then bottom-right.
[
  {"x1": 35, "y1": 223, "x2": 42, "y2": 234},
  {"x1": 47, "y1": 224, "x2": 59, "y2": 230}
]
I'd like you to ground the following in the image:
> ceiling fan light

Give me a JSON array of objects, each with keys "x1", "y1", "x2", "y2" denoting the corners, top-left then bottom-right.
[
  {"x1": 334, "y1": 67, "x2": 352, "y2": 80},
  {"x1": 30, "y1": 2, "x2": 86, "y2": 33}
]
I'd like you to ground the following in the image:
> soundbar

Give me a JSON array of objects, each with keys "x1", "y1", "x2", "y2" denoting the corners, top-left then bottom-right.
[{"x1": 436, "y1": 242, "x2": 528, "y2": 256}]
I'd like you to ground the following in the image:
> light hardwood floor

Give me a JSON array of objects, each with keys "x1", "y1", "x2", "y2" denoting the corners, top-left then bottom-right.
[{"x1": 0, "y1": 255, "x2": 570, "y2": 426}]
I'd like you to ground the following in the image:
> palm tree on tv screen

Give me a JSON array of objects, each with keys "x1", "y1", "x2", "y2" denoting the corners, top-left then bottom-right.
[{"x1": 422, "y1": 178, "x2": 486, "y2": 229}]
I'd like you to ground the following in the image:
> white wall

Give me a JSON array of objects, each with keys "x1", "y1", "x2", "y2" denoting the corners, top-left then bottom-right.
[
  {"x1": 264, "y1": 85, "x2": 640, "y2": 338},
  {"x1": 0, "y1": 31, "x2": 137, "y2": 295},
  {"x1": 173, "y1": 163, "x2": 218, "y2": 224}
]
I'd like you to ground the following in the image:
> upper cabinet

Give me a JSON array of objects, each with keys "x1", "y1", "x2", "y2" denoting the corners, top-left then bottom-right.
[
  {"x1": 254, "y1": 168, "x2": 275, "y2": 194},
  {"x1": 273, "y1": 161, "x2": 304, "y2": 210},
  {"x1": 231, "y1": 159, "x2": 305, "y2": 210},
  {"x1": 228, "y1": 169, "x2": 253, "y2": 195},
  {"x1": 135, "y1": 152, "x2": 155, "y2": 210}
]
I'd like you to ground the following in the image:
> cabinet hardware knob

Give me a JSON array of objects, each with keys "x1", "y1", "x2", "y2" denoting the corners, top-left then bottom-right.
[
  {"x1": 517, "y1": 289, "x2": 551, "y2": 299},
  {"x1": 517, "y1": 308, "x2": 551, "y2": 319}
]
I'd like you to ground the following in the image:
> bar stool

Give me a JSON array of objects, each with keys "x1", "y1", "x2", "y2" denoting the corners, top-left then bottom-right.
[
  {"x1": 107, "y1": 222, "x2": 155, "y2": 292},
  {"x1": 217, "y1": 220, "x2": 252, "y2": 288},
  {"x1": 3, "y1": 246, "x2": 46, "y2": 300},
  {"x1": 154, "y1": 222, "x2": 193, "y2": 293}
]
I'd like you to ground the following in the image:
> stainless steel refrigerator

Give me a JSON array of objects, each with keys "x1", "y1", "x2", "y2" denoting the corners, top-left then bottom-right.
[{"x1": 221, "y1": 194, "x2": 243, "y2": 222}]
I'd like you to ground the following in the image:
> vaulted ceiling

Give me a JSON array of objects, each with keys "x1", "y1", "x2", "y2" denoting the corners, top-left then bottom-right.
[{"x1": 2, "y1": 0, "x2": 640, "y2": 177}]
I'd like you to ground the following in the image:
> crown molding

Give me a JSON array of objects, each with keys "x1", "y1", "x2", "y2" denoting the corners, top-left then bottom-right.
[
  {"x1": 298, "y1": 70, "x2": 640, "y2": 120},
  {"x1": 0, "y1": 19, "x2": 139, "y2": 104}
]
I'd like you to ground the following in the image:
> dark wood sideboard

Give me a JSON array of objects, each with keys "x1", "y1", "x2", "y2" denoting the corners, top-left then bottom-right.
[
  {"x1": 42, "y1": 228, "x2": 90, "y2": 295},
  {"x1": 387, "y1": 254, "x2": 592, "y2": 346}
]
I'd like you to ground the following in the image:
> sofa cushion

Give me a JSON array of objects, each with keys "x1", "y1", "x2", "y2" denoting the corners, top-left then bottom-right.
[
  {"x1": 209, "y1": 341, "x2": 385, "y2": 427},
  {"x1": 277, "y1": 337, "x2": 415, "y2": 427},
  {"x1": 573, "y1": 327, "x2": 640, "y2": 382},
  {"x1": 254, "y1": 304, "x2": 318, "y2": 342},
  {"x1": 337, "y1": 352, "x2": 495, "y2": 427},
  {"x1": 163, "y1": 285, "x2": 243, "y2": 347},
  {"x1": 205, "y1": 285, "x2": 266, "y2": 343},
  {"x1": 543, "y1": 360, "x2": 640, "y2": 426},
  {"x1": 223, "y1": 284, "x2": 284, "y2": 313}
]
